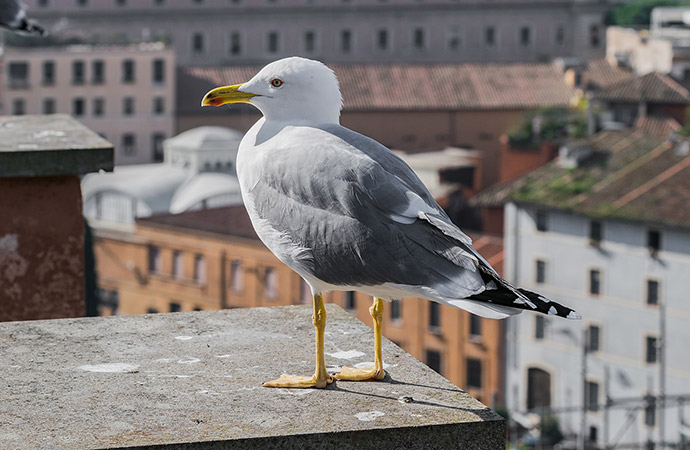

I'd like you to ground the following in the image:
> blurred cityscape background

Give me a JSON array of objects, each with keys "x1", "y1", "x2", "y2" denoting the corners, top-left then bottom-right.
[{"x1": 2, "y1": 0, "x2": 690, "y2": 448}]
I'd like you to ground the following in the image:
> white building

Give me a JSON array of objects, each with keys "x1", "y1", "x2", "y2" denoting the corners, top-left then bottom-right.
[
  {"x1": 83, "y1": 126, "x2": 244, "y2": 228},
  {"x1": 0, "y1": 42, "x2": 175, "y2": 165},
  {"x1": 475, "y1": 129, "x2": 690, "y2": 448},
  {"x1": 26, "y1": 0, "x2": 610, "y2": 65}
]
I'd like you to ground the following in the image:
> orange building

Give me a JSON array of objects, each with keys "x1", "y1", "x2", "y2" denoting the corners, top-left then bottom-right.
[{"x1": 93, "y1": 206, "x2": 505, "y2": 406}]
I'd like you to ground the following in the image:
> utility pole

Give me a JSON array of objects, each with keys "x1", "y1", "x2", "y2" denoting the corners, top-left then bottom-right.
[
  {"x1": 659, "y1": 299, "x2": 666, "y2": 449},
  {"x1": 579, "y1": 327, "x2": 588, "y2": 450}
]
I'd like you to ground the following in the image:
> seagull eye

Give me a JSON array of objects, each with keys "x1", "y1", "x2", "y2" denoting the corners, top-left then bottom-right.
[{"x1": 270, "y1": 78, "x2": 284, "y2": 88}]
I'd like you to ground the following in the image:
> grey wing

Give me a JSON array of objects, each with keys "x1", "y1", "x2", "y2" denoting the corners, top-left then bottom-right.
[
  {"x1": 0, "y1": 0, "x2": 26, "y2": 28},
  {"x1": 249, "y1": 126, "x2": 486, "y2": 299}
]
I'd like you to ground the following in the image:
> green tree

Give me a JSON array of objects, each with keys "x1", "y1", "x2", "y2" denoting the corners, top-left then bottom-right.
[{"x1": 605, "y1": 0, "x2": 690, "y2": 26}]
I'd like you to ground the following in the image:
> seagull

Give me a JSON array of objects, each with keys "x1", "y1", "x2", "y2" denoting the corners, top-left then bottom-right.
[
  {"x1": 0, "y1": 0, "x2": 46, "y2": 36},
  {"x1": 202, "y1": 57, "x2": 580, "y2": 389}
]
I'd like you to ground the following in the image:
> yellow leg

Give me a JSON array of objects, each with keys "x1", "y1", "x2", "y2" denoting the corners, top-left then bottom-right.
[
  {"x1": 263, "y1": 293, "x2": 334, "y2": 388},
  {"x1": 334, "y1": 297, "x2": 386, "y2": 381}
]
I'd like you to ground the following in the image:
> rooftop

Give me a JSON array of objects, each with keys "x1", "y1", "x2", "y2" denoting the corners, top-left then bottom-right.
[
  {"x1": 580, "y1": 58, "x2": 634, "y2": 91},
  {"x1": 471, "y1": 129, "x2": 690, "y2": 230},
  {"x1": 0, "y1": 305, "x2": 504, "y2": 449},
  {"x1": 138, "y1": 205, "x2": 259, "y2": 241},
  {"x1": 593, "y1": 72, "x2": 690, "y2": 104},
  {"x1": 180, "y1": 62, "x2": 576, "y2": 114}
]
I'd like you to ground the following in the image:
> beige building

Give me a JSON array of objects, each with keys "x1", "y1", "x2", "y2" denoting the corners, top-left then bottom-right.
[
  {"x1": 28, "y1": 0, "x2": 609, "y2": 65},
  {"x1": 1, "y1": 42, "x2": 175, "y2": 165},
  {"x1": 93, "y1": 205, "x2": 505, "y2": 406}
]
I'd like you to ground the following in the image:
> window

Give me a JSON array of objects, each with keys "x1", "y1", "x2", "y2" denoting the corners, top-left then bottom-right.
[
  {"x1": 42, "y1": 61, "x2": 55, "y2": 86},
  {"x1": 122, "y1": 59, "x2": 135, "y2": 83},
  {"x1": 152, "y1": 133, "x2": 165, "y2": 162},
  {"x1": 72, "y1": 60, "x2": 85, "y2": 85},
  {"x1": 8, "y1": 62, "x2": 29, "y2": 89},
  {"x1": 535, "y1": 315, "x2": 545, "y2": 339},
  {"x1": 192, "y1": 33, "x2": 205, "y2": 54},
  {"x1": 589, "y1": 269, "x2": 601, "y2": 295},
  {"x1": 43, "y1": 98, "x2": 55, "y2": 115},
  {"x1": 92, "y1": 60, "x2": 105, "y2": 84},
  {"x1": 587, "y1": 325, "x2": 600, "y2": 352},
  {"x1": 429, "y1": 301, "x2": 440, "y2": 329},
  {"x1": 93, "y1": 97, "x2": 104, "y2": 117},
  {"x1": 527, "y1": 367, "x2": 551, "y2": 409},
  {"x1": 152, "y1": 59, "x2": 165, "y2": 84},
  {"x1": 299, "y1": 278, "x2": 311, "y2": 304},
  {"x1": 645, "y1": 397, "x2": 656, "y2": 427},
  {"x1": 485, "y1": 26, "x2": 495, "y2": 47},
  {"x1": 390, "y1": 299, "x2": 401, "y2": 321},
  {"x1": 12, "y1": 99, "x2": 25, "y2": 115},
  {"x1": 148, "y1": 245, "x2": 161, "y2": 273},
  {"x1": 469, "y1": 314, "x2": 481, "y2": 338},
  {"x1": 230, "y1": 260, "x2": 243, "y2": 292},
  {"x1": 425, "y1": 350, "x2": 441, "y2": 374},
  {"x1": 304, "y1": 30, "x2": 316, "y2": 53},
  {"x1": 589, "y1": 24, "x2": 600, "y2": 48},
  {"x1": 194, "y1": 254, "x2": 206, "y2": 283},
  {"x1": 122, "y1": 133, "x2": 136, "y2": 155},
  {"x1": 345, "y1": 291, "x2": 356, "y2": 310},
  {"x1": 229, "y1": 32, "x2": 241, "y2": 55},
  {"x1": 169, "y1": 302, "x2": 181, "y2": 313},
  {"x1": 556, "y1": 25, "x2": 565, "y2": 46},
  {"x1": 647, "y1": 229, "x2": 661, "y2": 254},
  {"x1": 376, "y1": 29, "x2": 389, "y2": 50},
  {"x1": 589, "y1": 220, "x2": 602, "y2": 245},
  {"x1": 646, "y1": 336, "x2": 658, "y2": 363},
  {"x1": 116, "y1": 0, "x2": 127, "y2": 5},
  {"x1": 123, "y1": 97, "x2": 135, "y2": 116},
  {"x1": 589, "y1": 426, "x2": 599, "y2": 443},
  {"x1": 447, "y1": 28, "x2": 461, "y2": 50},
  {"x1": 264, "y1": 267, "x2": 277, "y2": 299},
  {"x1": 38, "y1": 0, "x2": 49, "y2": 7},
  {"x1": 520, "y1": 26, "x2": 531, "y2": 47},
  {"x1": 586, "y1": 381, "x2": 599, "y2": 411},
  {"x1": 646, "y1": 279, "x2": 659, "y2": 306},
  {"x1": 341, "y1": 29, "x2": 352, "y2": 53},
  {"x1": 72, "y1": 98, "x2": 85, "y2": 117},
  {"x1": 536, "y1": 210, "x2": 548, "y2": 231},
  {"x1": 413, "y1": 27, "x2": 425, "y2": 50},
  {"x1": 152, "y1": 96, "x2": 165, "y2": 115},
  {"x1": 535, "y1": 259, "x2": 546, "y2": 284},
  {"x1": 172, "y1": 250, "x2": 183, "y2": 279},
  {"x1": 146, "y1": 307, "x2": 159, "y2": 314},
  {"x1": 466, "y1": 358, "x2": 482, "y2": 388},
  {"x1": 266, "y1": 31, "x2": 279, "y2": 53}
]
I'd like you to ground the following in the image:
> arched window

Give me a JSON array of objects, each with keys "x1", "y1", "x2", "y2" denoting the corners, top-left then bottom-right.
[{"x1": 527, "y1": 367, "x2": 551, "y2": 410}]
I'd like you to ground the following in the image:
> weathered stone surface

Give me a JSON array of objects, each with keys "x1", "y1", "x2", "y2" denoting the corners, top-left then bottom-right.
[
  {"x1": 0, "y1": 114, "x2": 113, "y2": 178},
  {"x1": 0, "y1": 305, "x2": 505, "y2": 449}
]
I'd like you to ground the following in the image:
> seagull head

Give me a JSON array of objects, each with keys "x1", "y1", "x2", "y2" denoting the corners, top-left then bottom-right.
[{"x1": 201, "y1": 57, "x2": 343, "y2": 124}]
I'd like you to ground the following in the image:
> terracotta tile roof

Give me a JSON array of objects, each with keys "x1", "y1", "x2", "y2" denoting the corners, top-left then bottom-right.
[
  {"x1": 471, "y1": 130, "x2": 690, "y2": 230},
  {"x1": 582, "y1": 58, "x2": 634, "y2": 90},
  {"x1": 137, "y1": 205, "x2": 260, "y2": 241},
  {"x1": 181, "y1": 62, "x2": 576, "y2": 113},
  {"x1": 594, "y1": 72, "x2": 690, "y2": 104},
  {"x1": 634, "y1": 115, "x2": 681, "y2": 136}
]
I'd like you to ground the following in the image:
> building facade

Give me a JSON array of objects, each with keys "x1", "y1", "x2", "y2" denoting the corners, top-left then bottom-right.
[
  {"x1": 92, "y1": 205, "x2": 506, "y2": 406},
  {"x1": 476, "y1": 129, "x2": 690, "y2": 447},
  {"x1": 1, "y1": 43, "x2": 175, "y2": 165},
  {"x1": 28, "y1": 0, "x2": 609, "y2": 65}
]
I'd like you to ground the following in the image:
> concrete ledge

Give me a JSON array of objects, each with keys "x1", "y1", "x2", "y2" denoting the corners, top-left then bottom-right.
[
  {"x1": 0, "y1": 305, "x2": 504, "y2": 449},
  {"x1": 0, "y1": 114, "x2": 113, "y2": 178}
]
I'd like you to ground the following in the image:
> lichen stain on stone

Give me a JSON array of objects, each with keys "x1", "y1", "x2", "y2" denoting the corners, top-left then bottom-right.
[{"x1": 0, "y1": 234, "x2": 29, "y2": 300}]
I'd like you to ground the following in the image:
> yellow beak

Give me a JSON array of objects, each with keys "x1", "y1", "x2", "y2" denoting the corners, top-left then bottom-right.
[{"x1": 201, "y1": 83, "x2": 258, "y2": 107}]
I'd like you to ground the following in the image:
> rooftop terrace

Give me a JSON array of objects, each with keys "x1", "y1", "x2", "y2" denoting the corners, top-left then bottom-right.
[{"x1": 0, "y1": 304, "x2": 504, "y2": 449}]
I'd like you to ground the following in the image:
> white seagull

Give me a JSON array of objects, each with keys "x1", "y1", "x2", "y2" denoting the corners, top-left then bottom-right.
[
  {"x1": 202, "y1": 57, "x2": 580, "y2": 389},
  {"x1": 0, "y1": 0, "x2": 45, "y2": 36}
]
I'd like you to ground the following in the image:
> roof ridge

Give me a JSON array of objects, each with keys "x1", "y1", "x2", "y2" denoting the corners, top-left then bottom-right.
[
  {"x1": 655, "y1": 71, "x2": 690, "y2": 99},
  {"x1": 613, "y1": 153, "x2": 690, "y2": 209}
]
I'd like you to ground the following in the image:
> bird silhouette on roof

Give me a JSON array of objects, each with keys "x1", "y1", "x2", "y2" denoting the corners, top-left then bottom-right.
[{"x1": 0, "y1": 0, "x2": 46, "y2": 36}]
